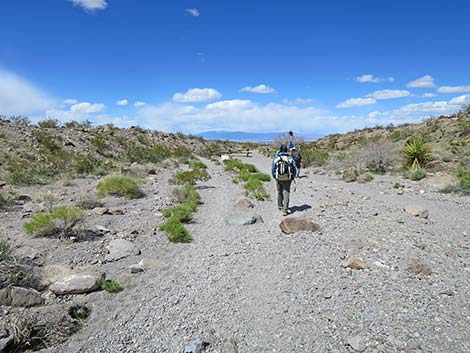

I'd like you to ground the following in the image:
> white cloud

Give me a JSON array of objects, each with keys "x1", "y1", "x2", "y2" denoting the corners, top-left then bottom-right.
[
  {"x1": 172, "y1": 88, "x2": 222, "y2": 103},
  {"x1": 116, "y1": 99, "x2": 129, "y2": 106},
  {"x1": 0, "y1": 68, "x2": 56, "y2": 116},
  {"x1": 186, "y1": 8, "x2": 200, "y2": 17},
  {"x1": 70, "y1": 102, "x2": 105, "y2": 113},
  {"x1": 240, "y1": 84, "x2": 276, "y2": 94},
  {"x1": 449, "y1": 94, "x2": 470, "y2": 105},
  {"x1": 282, "y1": 98, "x2": 314, "y2": 105},
  {"x1": 437, "y1": 85, "x2": 470, "y2": 93},
  {"x1": 336, "y1": 97, "x2": 376, "y2": 108},
  {"x1": 136, "y1": 100, "x2": 336, "y2": 134},
  {"x1": 366, "y1": 89, "x2": 410, "y2": 100},
  {"x1": 69, "y1": 0, "x2": 108, "y2": 12},
  {"x1": 407, "y1": 75, "x2": 436, "y2": 88},
  {"x1": 355, "y1": 74, "x2": 395, "y2": 83},
  {"x1": 355, "y1": 74, "x2": 380, "y2": 83},
  {"x1": 134, "y1": 101, "x2": 146, "y2": 107},
  {"x1": 64, "y1": 98, "x2": 79, "y2": 105},
  {"x1": 421, "y1": 93, "x2": 437, "y2": 98}
]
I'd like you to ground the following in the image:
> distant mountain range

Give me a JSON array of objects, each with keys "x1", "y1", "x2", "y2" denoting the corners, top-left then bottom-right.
[{"x1": 195, "y1": 130, "x2": 324, "y2": 142}]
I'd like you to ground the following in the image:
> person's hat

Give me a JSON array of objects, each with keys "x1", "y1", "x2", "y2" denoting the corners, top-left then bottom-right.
[{"x1": 291, "y1": 146, "x2": 296, "y2": 150}]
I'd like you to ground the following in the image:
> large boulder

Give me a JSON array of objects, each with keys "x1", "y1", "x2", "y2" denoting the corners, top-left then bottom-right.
[
  {"x1": 0, "y1": 286, "x2": 44, "y2": 307},
  {"x1": 279, "y1": 217, "x2": 321, "y2": 234},
  {"x1": 105, "y1": 239, "x2": 140, "y2": 262},
  {"x1": 49, "y1": 273, "x2": 104, "y2": 295},
  {"x1": 404, "y1": 205, "x2": 429, "y2": 219}
]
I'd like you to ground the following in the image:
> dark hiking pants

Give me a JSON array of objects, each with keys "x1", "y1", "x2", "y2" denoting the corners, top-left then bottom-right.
[{"x1": 276, "y1": 179, "x2": 292, "y2": 211}]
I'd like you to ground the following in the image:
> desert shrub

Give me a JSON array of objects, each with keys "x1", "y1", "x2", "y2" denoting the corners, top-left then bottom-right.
[
  {"x1": 99, "y1": 278, "x2": 123, "y2": 293},
  {"x1": 0, "y1": 240, "x2": 11, "y2": 261},
  {"x1": 357, "y1": 173, "x2": 374, "y2": 183},
  {"x1": 224, "y1": 159, "x2": 258, "y2": 173},
  {"x1": 162, "y1": 203, "x2": 193, "y2": 222},
  {"x1": 172, "y1": 183, "x2": 201, "y2": 210},
  {"x1": 74, "y1": 154, "x2": 104, "y2": 175},
  {"x1": 76, "y1": 194, "x2": 104, "y2": 210},
  {"x1": 7, "y1": 115, "x2": 31, "y2": 126},
  {"x1": 172, "y1": 168, "x2": 210, "y2": 185},
  {"x1": 403, "y1": 139, "x2": 432, "y2": 168},
  {"x1": 24, "y1": 207, "x2": 84, "y2": 238},
  {"x1": 160, "y1": 216, "x2": 191, "y2": 243},
  {"x1": 342, "y1": 169, "x2": 359, "y2": 182},
  {"x1": 234, "y1": 171, "x2": 270, "y2": 183},
  {"x1": 356, "y1": 141, "x2": 398, "y2": 173},
  {"x1": 126, "y1": 144, "x2": 171, "y2": 164},
  {"x1": 0, "y1": 191, "x2": 17, "y2": 208},
  {"x1": 38, "y1": 118, "x2": 60, "y2": 129},
  {"x1": 456, "y1": 167, "x2": 470, "y2": 189},
  {"x1": 97, "y1": 176, "x2": 144, "y2": 199},
  {"x1": 393, "y1": 182, "x2": 404, "y2": 189},
  {"x1": 90, "y1": 134, "x2": 109, "y2": 151},
  {"x1": 191, "y1": 161, "x2": 208, "y2": 169},
  {"x1": 0, "y1": 260, "x2": 41, "y2": 290},
  {"x1": 404, "y1": 167, "x2": 427, "y2": 181},
  {"x1": 243, "y1": 178, "x2": 269, "y2": 200},
  {"x1": 302, "y1": 148, "x2": 329, "y2": 167}
]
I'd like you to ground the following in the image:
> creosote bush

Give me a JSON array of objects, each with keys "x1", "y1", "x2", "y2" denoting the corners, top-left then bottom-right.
[
  {"x1": 224, "y1": 158, "x2": 270, "y2": 200},
  {"x1": 172, "y1": 183, "x2": 201, "y2": 210},
  {"x1": 243, "y1": 178, "x2": 270, "y2": 200},
  {"x1": 24, "y1": 206, "x2": 84, "y2": 238},
  {"x1": 160, "y1": 216, "x2": 191, "y2": 243},
  {"x1": 172, "y1": 168, "x2": 210, "y2": 185},
  {"x1": 162, "y1": 203, "x2": 193, "y2": 222},
  {"x1": 97, "y1": 176, "x2": 144, "y2": 199}
]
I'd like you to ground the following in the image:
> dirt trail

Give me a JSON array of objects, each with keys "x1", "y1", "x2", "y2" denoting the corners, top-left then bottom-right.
[{"x1": 42, "y1": 151, "x2": 470, "y2": 352}]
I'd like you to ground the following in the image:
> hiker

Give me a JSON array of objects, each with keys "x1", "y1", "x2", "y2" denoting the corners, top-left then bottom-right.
[
  {"x1": 272, "y1": 144, "x2": 297, "y2": 216},
  {"x1": 291, "y1": 146, "x2": 302, "y2": 177},
  {"x1": 286, "y1": 130, "x2": 295, "y2": 149}
]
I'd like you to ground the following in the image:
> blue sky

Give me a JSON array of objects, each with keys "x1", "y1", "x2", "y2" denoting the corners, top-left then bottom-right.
[{"x1": 1, "y1": 0, "x2": 470, "y2": 135}]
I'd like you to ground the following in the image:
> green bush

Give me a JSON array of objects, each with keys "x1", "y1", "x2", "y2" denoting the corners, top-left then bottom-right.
[
  {"x1": 302, "y1": 149, "x2": 329, "y2": 167},
  {"x1": 162, "y1": 203, "x2": 193, "y2": 222},
  {"x1": 0, "y1": 240, "x2": 11, "y2": 261},
  {"x1": 342, "y1": 169, "x2": 359, "y2": 183},
  {"x1": 38, "y1": 118, "x2": 60, "y2": 129},
  {"x1": 126, "y1": 144, "x2": 172, "y2": 164},
  {"x1": 0, "y1": 191, "x2": 16, "y2": 208},
  {"x1": 24, "y1": 206, "x2": 84, "y2": 238},
  {"x1": 74, "y1": 154, "x2": 104, "y2": 175},
  {"x1": 404, "y1": 167, "x2": 427, "y2": 181},
  {"x1": 403, "y1": 139, "x2": 432, "y2": 168},
  {"x1": 224, "y1": 159, "x2": 258, "y2": 173},
  {"x1": 172, "y1": 168, "x2": 210, "y2": 185},
  {"x1": 357, "y1": 173, "x2": 374, "y2": 183},
  {"x1": 172, "y1": 183, "x2": 201, "y2": 210},
  {"x1": 244, "y1": 178, "x2": 269, "y2": 200},
  {"x1": 160, "y1": 216, "x2": 191, "y2": 243},
  {"x1": 191, "y1": 161, "x2": 207, "y2": 169},
  {"x1": 97, "y1": 176, "x2": 144, "y2": 199},
  {"x1": 99, "y1": 278, "x2": 123, "y2": 293},
  {"x1": 457, "y1": 167, "x2": 470, "y2": 189}
]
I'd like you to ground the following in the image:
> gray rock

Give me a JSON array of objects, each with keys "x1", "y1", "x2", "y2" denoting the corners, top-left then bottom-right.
[
  {"x1": 50, "y1": 273, "x2": 104, "y2": 295},
  {"x1": 0, "y1": 286, "x2": 44, "y2": 307},
  {"x1": 404, "y1": 205, "x2": 429, "y2": 219},
  {"x1": 236, "y1": 197, "x2": 255, "y2": 209},
  {"x1": 129, "y1": 264, "x2": 144, "y2": 274},
  {"x1": 402, "y1": 256, "x2": 432, "y2": 276},
  {"x1": 222, "y1": 338, "x2": 238, "y2": 353},
  {"x1": 105, "y1": 239, "x2": 140, "y2": 262},
  {"x1": 343, "y1": 258, "x2": 368, "y2": 270},
  {"x1": 93, "y1": 207, "x2": 110, "y2": 215},
  {"x1": 225, "y1": 212, "x2": 262, "y2": 226},
  {"x1": 347, "y1": 333, "x2": 367, "y2": 352},
  {"x1": 0, "y1": 329, "x2": 13, "y2": 351},
  {"x1": 279, "y1": 217, "x2": 321, "y2": 234},
  {"x1": 184, "y1": 338, "x2": 208, "y2": 353}
]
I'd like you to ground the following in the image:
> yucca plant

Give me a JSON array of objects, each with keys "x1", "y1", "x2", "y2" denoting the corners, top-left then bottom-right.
[{"x1": 403, "y1": 139, "x2": 432, "y2": 168}]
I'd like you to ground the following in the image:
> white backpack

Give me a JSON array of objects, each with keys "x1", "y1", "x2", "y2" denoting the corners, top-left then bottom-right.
[{"x1": 274, "y1": 155, "x2": 294, "y2": 181}]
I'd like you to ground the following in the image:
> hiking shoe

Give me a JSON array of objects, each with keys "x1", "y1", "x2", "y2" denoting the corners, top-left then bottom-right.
[{"x1": 283, "y1": 210, "x2": 289, "y2": 216}]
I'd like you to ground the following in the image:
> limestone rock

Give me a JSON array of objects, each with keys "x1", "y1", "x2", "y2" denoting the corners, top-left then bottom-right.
[
  {"x1": 343, "y1": 258, "x2": 368, "y2": 270},
  {"x1": 50, "y1": 273, "x2": 104, "y2": 295},
  {"x1": 184, "y1": 338, "x2": 209, "y2": 353},
  {"x1": 236, "y1": 197, "x2": 255, "y2": 209},
  {"x1": 0, "y1": 286, "x2": 44, "y2": 307},
  {"x1": 279, "y1": 217, "x2": 321, "y2": 234},
  {"x1": 404, "y1": 205, "x2": 429, "y2": 219},
  {"x1": 225, "y1": 212, "x2": 262, "y2": 226},
  {"x1": 105, "y1": 239, "x2": 140, "y2": 262},
  {"x1": 93, "y1": 207, "x2": 110, "y2": 215}
]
